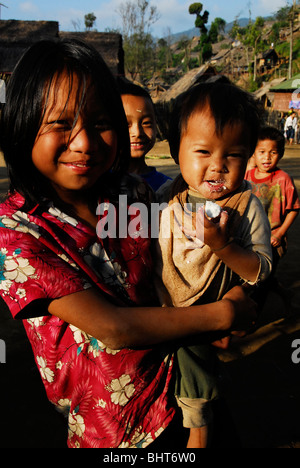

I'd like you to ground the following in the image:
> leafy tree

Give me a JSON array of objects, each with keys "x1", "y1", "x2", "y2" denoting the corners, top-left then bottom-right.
[
  {"x1": 157, "y1": 28, "x2": 173, "y2": 70},
  {"x1": 229, "y1": 17, "x2": 246, "y2": 40},
  {"x1": 84, "y1": 12, "x2": 96, "y2": 31},
  {"x1": 243, "y1": 16, "x2": 265, "y2": 81},
  {"x1": 269, "y1": 22, "x2": 280, "y2": 46},
  {"x1": 117, "y1": 0, "x2": 160, "y2": 81},
  {"x1": 189, "y1": 3, "x2": 209, "y2": 33},
  {"x1": 275, "y1": 5, "x2": 291, "y2": 23},
  {"x1": 209, "y1": 17, "x2": 226, "y2": 43},
  {"x1": 189, "y1": 3, "x2": 211, "y2": 64},
  {"x1": 201, "y1": 35, "x2": 213, "y2": 62}
]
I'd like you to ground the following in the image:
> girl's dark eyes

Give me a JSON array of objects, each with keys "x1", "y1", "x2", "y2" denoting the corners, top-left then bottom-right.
[
  {"x1": 95, "y1": 119, "x2": 113, "y2": 131},
  {"x1": 46, "y1": 118, "x2": 113, "y2": 132},
  {"x1": 46, "y1": 120, "x2": 71, "y2": 131}
]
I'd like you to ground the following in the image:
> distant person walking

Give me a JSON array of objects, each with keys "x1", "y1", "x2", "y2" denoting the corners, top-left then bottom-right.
[
  {"x1": 284, "y1": 111, "x2": 296, "y2": 145},
  {"x1": 294, "y1": 112, "x2": 299, "y2": 144}
]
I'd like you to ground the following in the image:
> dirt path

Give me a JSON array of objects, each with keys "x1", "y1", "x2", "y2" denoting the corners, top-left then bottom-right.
[{"x1": 0, "y1": 144, "x2": 299, "y2": 447}]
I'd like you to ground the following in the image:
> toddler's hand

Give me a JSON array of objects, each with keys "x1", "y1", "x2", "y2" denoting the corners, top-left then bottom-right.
[
  {"x1": 180, "y1": 205, "x2": 229, "y2": 251},
  {"x1": 200, "y1": 206, "x2": 229, "y2": 251}
]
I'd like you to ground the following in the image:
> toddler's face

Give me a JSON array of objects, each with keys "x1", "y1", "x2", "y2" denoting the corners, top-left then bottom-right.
[
  {"x1": 32, "y1": 71, "x2": 117, "y2": 203},
  {"x1": 178, "y1": 106, "x2": 250, "y2": 200},
  {"x1": 253, "y1": 139, "x2": 280, "y2": 175},
  {"x1": 121, "y1": 94, "x2": 157, "y2": 159}
]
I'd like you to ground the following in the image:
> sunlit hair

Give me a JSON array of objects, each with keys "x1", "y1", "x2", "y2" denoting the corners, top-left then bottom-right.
[
  {"x1": 257, "y1": 126, "x2": 285, "y2": 159},
  {"x1": 169, "y1": 78, "x2": 261, "y2": 163},
  {"x1": 0, "y1": 38, "x2": 130, "y2": 209}
]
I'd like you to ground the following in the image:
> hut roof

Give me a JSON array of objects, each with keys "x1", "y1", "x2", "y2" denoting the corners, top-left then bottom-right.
[
  {"x1": 59, "y1": 32, "x2": 124, "y2": 76},
  {"x1": 0, "y1": 20, "x2": 124, "y2": 76},
  {"x1": 262, "y1": 48, "x2": 278, "y2": 60},
  {"x1": 254, "y1": 78, "x2": 286, "y2": 100},
  {"x1": 0, "y1": 19, "x2": 59, "y2": 42},
  {"x1": 157, "y1": 64, "x2": 217, "y2": 103},
  {"x1": 270, "y1": 73, "x2": 300, "y2": 91},
  {"x1": 0, "y1": 20, "x2": 59, "y2": 72}
]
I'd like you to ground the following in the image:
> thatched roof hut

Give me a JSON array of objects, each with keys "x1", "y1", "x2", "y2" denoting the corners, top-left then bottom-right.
[
  {"x1": 0, "y1": 20, "x2": 59, "y2": 73},
  {"x1": 0, "y1": 20, "x2": 124, "y2": 77},
  {"x1": 155, "y1": 64, "x2": 217, "y2": 139},
  {"x1": 60, "y1": 31, "x2": 124, "y2": 77},
  {"x1": 157, "y1": 63, "x2": 217, "y2": 104}
]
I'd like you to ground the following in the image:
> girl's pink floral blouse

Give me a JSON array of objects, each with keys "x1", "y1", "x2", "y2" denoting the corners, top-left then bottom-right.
[{"x1": 0, "y1": 187, "x2": 175, "y2": 448}]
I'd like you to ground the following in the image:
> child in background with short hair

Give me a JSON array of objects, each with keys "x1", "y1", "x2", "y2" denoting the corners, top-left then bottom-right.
[
  {"x1": 118, "y1": 78, "x2": 172, "y2": 191},
  {"x1": 155, "y1": 81, "x2": 273, "y2": 448},
  {"x1": 245, "y1": 126, "x2": 300, "y2": 297}
]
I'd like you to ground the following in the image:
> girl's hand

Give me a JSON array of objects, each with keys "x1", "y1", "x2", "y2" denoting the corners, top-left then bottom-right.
[{"x1": 212, "y1": 336, "x2": 231, "y2": 349}]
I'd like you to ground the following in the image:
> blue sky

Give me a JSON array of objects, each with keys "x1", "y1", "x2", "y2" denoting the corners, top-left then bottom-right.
[{"x1": 0, "y1": 0, "x2": 293, "y2": 36}]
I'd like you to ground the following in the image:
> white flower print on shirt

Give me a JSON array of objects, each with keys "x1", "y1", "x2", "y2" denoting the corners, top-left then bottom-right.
[
  {"x1": 0, "y1": 278, "x2": 12, "y2": 292},
  {"x1": 106, "y1": 374, "x2": 135, "y2": 406},
  {"x1": 36, "y1": 356, "x2": 54, "y2": 383},
  {"x1": 0, "y1": 249, "x2": 36, "y2": 301},
  {"x1": 95, "y1": 398, "x2": 107, "y2": 409},
  {"x1": 68, "y1": 411, "x2": 85, "y2": 439},
  {"x1": 85, "y1": 242, "x2": 128, "y2": 288},
  {"x1": 69, "y1": 324, "x2": 120, "y2": 356},
  {"x1": 48, "y1": 206, "x2": 78, "y2": 227},
  {"x1": 16, "y1": 288, "x2": 26, "y2": 298},
  {"x1": 1, "y1": 211, "x2": 41, "y2": 239},
  {"x1": 4, "y1": 257, "x2": 36, "y2": 283},
  {"x1": 130, "y1": 426, "x2": 154, "y2": 448}
]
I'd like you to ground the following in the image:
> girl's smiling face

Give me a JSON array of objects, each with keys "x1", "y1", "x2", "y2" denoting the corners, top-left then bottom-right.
[
  {"x1": 178, "y1": 105, "x2": 250, "y2": 200},
  {"x1": 32, "y1": 71, "x2": 117, "y2": 203}
]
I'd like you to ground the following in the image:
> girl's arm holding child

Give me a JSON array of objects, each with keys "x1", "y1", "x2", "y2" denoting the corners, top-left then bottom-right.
[{"x1": 48, "y1": 284, "x2": 256, "y2": 350}]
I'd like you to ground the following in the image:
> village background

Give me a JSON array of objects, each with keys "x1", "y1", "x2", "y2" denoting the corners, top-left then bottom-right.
[{"x1": 0, "y1": 1, "x2": 300, "y2": 448}]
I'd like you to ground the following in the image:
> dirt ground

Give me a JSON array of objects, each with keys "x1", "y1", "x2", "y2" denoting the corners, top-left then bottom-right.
[{"x1": 0, "y1": 143, "x2": 300, "y2": 448}]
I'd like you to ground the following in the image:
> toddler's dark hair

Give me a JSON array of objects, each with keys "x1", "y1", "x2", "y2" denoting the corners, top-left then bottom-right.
[
  {"x1": 257, "y1": 126, "x2": 285, "y2": 159},
  {"x1": 169, "y1": 79, "x2": 261, "y2": 162}
]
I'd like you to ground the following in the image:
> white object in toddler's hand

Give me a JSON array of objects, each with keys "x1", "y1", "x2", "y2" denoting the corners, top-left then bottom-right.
[{"x1": 205, "y1": 201, "x2": 222, "y2": 220}]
